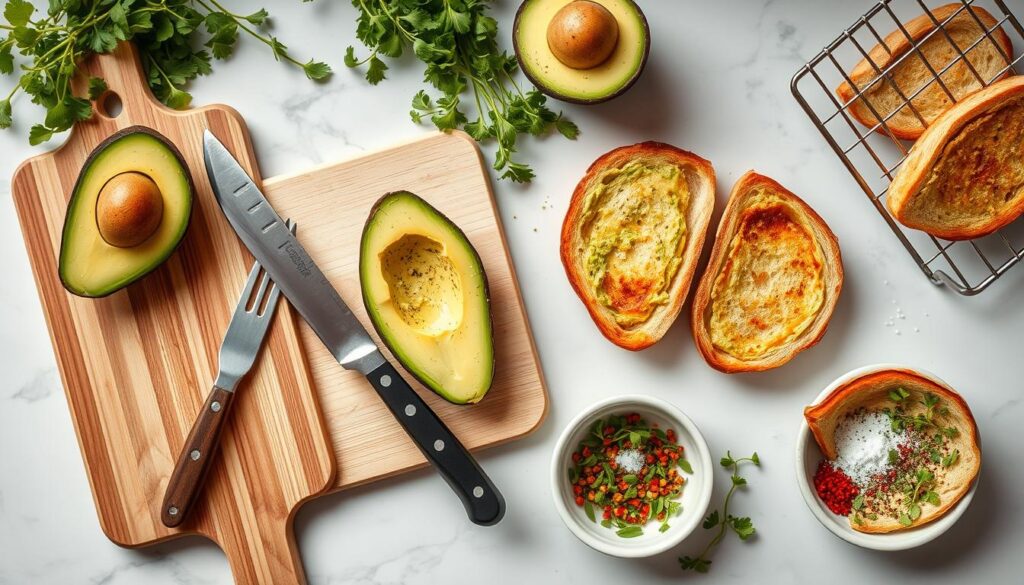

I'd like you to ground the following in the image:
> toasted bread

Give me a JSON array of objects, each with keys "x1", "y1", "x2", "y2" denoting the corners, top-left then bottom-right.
[
  {"x1": 691, "y1": 172, "x2": 842, "y2": 372},
  {"x1": 887, "y1": 76, "x2": 1024, "y2": 240},
  {"x1": 560, "y1": 142, "x2": 715, "y2": 350},
  {"x1": 836, "y1": 3, "x2": 1013, "y2": 140},
  {"x1": 804, "y1": 369, "x2": 981, "y2": 533}
]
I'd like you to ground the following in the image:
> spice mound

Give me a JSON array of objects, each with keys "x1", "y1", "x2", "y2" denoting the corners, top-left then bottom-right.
[{"x1": 568, "y1": 412, "x2": 692, "y2": 538}]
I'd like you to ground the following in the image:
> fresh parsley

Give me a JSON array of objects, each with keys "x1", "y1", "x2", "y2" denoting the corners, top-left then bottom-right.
[
  {"x1": 345, "y1": 0, "x2": 578, "y2": 181},
  {"x1": 679, "y1": 451, "x2": 760, "y2": 574},
  {"x1": 0, "y1": 0, "x2": 329, "y2": 144}
]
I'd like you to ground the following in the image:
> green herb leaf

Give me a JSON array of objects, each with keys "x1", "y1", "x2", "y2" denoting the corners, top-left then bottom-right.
[
  {"x1": 908, "y1": 503, "x2": 921, "y2": 521},
  {"x1": 303, "y1": 60, "x2": 332, "y2": 81},
  {"x1": 616, "y1": 526, "x2": 643, "y2": 538},
  {"x1": 659, "y1": 522, "x2": 670, "y2": 533},
  {"x1": 584, "y1": 499, "x2": 595, "y2": 523},
  {"x1": 731, "y1": 474, "x2": 747, "y2": 487},
  {"x1": 899, "y1": 513, "x2": 913, "y2": 527},
  {"x1": 88, "y1": 77, "x2": 108, "y2": 101},
  {"x1": 28, "y1": 124, "x2": 53, "y2": 146},
  {"x1": 730, "y1": 516, "x2": 755, "y2": 540},
  {"x1": 3, "y1": 0, "x2": 33, "y2": 28},
  {"x1": 678, "y1": 459, "x2": 694, "y2": 474},
  {"x1": 852, "y1": 494, "x2": 864, "y2": 511},
  {"x1": 365, "y1": 55, "x2": 388, "y2": 85},
  {"x1": 622, "y1": 474, "x2": 638, "y2": 485},
  {"x1": 888, "y1": 449, "x2": 899, "y2": 465},
  {"x1": 702, "y1": 509, "x2": 720, "y2": 529},
  {"x1": 942, "y1": 449, "x2": 960, "y2": 468},
  {"x1": 0, "y1": 98, "x2": 11, "y2": 129},
  {"x1": 750, "y1": 452, "x2": 760, "y2": 466},
  {"x1": 720, "y1": 453, "x2": 735, "y2": 467}
]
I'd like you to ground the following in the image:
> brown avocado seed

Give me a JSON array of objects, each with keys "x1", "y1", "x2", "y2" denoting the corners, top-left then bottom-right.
[
  {"x1": 96, "y1": 172, "x2": 164, "y2": 248},
  {"x1": 546, "y1": 0, "x2": 619, "y2": 70}
]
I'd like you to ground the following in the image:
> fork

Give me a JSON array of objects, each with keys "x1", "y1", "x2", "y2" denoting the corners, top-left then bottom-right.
[{"x1": 160, "y1": 221, "x2": 294, "y2": 528}]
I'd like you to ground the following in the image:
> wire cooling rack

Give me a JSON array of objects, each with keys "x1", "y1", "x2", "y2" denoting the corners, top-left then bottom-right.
[{"x1": 792, "y1": 0, "x2": 1024, "y2": 295}]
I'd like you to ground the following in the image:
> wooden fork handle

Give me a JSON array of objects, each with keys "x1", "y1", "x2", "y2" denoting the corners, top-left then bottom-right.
[{"x1": 161, "y1": 386, "x2": 235, "y2": 527}]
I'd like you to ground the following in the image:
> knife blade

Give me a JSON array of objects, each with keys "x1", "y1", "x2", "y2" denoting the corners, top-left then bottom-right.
[{"x1": 203, "y1": 130, "x2": 505, "y2": 526}]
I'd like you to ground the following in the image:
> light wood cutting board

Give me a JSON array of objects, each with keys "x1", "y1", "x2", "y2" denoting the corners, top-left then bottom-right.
[
  {"x1": 11, "y1": 44, "x2": 335, "y2": 584},
  {"x1": 12, "y1": 43, "x2": 548, "y2": 584},
  {"x1": 261, "y1": 132, "x2": 549, "y2": 491}
]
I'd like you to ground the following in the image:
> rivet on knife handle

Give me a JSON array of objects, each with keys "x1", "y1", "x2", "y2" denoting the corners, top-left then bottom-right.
[
  {"x1": 161, "y1": 387, "x2": 235, "y2": 527},
  {"x1": 367, "y1": 361, "x2": 506, "y2": 526}
]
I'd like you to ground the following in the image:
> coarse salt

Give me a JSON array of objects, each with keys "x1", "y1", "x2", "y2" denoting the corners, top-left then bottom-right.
[
  {"x1": 833, "y1": 411, "x2": 901, "y2": 486},
  {"x1": 615, "y1": 449, "x2": 644, "y2": 474}
]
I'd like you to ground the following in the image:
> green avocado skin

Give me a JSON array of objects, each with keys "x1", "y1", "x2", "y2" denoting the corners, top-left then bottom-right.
[
  {"x1": 359, "y1": 191, "x2": 495, "y2": 405},
  {"x1": 512, "y1": 0, "x2": 651, "y2": 105},
  {"x1": 58, "y1": 126, "x2": 194, "y2": 298}
]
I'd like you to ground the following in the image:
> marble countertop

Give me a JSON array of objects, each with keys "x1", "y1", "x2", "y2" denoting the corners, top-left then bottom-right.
[{"x1": 1, "y1": 1, "x2": 1021, "y2": 583}]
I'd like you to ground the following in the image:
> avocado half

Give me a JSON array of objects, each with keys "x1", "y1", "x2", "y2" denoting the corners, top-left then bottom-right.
[
  {"x1": 513, "y1": 0, "x2": 650, "y2": 105},
  {"x1": 359, "y1": 191, "x2": 495, "y2": 405},
  {"x1": 59, "y1": 126, "x2": 194, "y2": 297}
]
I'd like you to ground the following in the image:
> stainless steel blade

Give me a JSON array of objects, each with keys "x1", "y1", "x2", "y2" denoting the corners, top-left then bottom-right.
[{"x1": 203, "y1": 130, "x2": 384, "y2": 374}]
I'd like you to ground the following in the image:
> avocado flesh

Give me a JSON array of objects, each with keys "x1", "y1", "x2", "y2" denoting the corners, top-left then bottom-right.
[
  {"x1": 360, "y1": 192, "x2": 494, "y2": 405},
  {"x1": 515, "y1": 0, "x2": 648, "y2": 102},
  {"x1": 59, "y1": 127, "x2": 193, "y2": 297}
]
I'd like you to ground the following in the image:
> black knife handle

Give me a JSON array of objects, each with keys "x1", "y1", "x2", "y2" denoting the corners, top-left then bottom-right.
[{"x1": 366, "y1": 360, "x2": 505, "y2": 526}]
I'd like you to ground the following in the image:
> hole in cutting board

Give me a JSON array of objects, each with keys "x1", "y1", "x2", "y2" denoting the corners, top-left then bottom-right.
[{"x1": 99, "y1": 91, "x2": 123, "y2": 118}]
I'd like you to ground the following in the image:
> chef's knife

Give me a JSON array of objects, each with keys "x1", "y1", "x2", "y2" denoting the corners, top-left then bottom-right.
[{"x1": 203, "y1": 131, "x2": 505, "y2": 526}]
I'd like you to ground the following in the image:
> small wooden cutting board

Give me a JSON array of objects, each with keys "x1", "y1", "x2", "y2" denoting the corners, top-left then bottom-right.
[
  {"x1": 262, "y1": 131, "x2": 549, "y2": 492},
  {"x1": 11, "y1": 44, "x2": 335, "y2": 584}
]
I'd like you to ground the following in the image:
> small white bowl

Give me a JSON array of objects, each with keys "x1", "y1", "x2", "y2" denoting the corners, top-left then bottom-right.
[
  {"x1": 795, "y1": 363, "x2": 979, "y2": 551},
  {"x1": 551, "y1": 395, "x2": 713, "y2": 558}
]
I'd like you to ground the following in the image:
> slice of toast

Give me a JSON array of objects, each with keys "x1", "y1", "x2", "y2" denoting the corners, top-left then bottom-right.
[
  {"x1": 690, "y1": 172, "x2": 842, "y2": 372},
  {"x1": 804, "y1": 369, "x2": 981, "y2": 534},
  {"x1": 837, "y1": 3, "x2": 1013, "y2": 140},
  {"x1": 888, "y1": 76, "x2": 1024, "y2": 240},
  {"x1": 560, "y1": 142, "x2": 715, "y2": 350}
]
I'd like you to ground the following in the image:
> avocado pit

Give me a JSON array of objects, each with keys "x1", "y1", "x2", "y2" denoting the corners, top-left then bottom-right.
[
  {"x1": 380, "y1": 234, "x2": 465, "y2": 337},
  {"x1": 546, "y1": 0, "x2": 619, "y2": 69},
  {"x1": 96, "y1": 171, "x2": 164, "y2": 248}
]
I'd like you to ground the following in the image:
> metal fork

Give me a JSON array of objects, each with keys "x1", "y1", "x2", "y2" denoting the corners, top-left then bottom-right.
[{"x1": 160, "y1": 220, "x2": 294, "y2": 528}]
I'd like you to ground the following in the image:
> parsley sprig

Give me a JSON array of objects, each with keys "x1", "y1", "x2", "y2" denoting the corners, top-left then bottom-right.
[
  {"x1": 0, "y1": 0, "x2": 330, "y2": 145},
  {"x1": 345, "y1": 0, "x2": 578, "y2": 182},
  {"x1": 679, "y1": 451, "x2": 760, "y2": 574}
]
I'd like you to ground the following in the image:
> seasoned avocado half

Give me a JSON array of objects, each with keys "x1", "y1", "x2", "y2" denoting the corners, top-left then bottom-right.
[
  {"x1": 59, "y1": 126, "x2": 193, "y2": 297},
  {"x1": 513, "y1": 0, "x2": 650, "y2": 104},
  {"x1": 360, "y1": 191, "x2": 494, "y2": 405}
]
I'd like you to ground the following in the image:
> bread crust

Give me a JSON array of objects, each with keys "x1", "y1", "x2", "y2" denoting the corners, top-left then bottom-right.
[
  {"x1": 836, "y1": 3, "x2": 1012, "y2": 140},
  {"x1": 887, "y1": 76, "x2": 1024, "y2": 240},
  {"x1": 690, "y1": 172, "x2": 842, "y2": 373},
  {"x1": 804, "y1": 369, "x2": 981, "y2": 534},
  {"x1": 560, "y1": 142, "x2": 715, "y2": 350}
]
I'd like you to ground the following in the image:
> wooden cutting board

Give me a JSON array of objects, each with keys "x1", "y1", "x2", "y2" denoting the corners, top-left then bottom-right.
[
  {"x1": 261, "y1": 132, "x2": 549, "y2": 491},
  {"x1": 11, "y1": 44, "x2": 335, "y2": 584},
  {"x1": 12, "y1": 43, "x2": 548, "y2": 583}
]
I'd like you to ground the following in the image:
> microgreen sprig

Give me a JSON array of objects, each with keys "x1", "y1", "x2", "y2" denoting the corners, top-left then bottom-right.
[
  {"x1": 345, "y1": 0, "x2": 578, "y2": 182},
  {"x1": 679, "y1": 451, "x2": 760, "y2": 574}
]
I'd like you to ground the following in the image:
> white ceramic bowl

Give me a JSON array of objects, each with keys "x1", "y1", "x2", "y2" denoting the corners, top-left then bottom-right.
[
  {"x1": 551, "y1": 395, "x2": 713, "y2": 558},
  {"x1": 795, "y1": 363, "x2": 979, "y2": 551}
]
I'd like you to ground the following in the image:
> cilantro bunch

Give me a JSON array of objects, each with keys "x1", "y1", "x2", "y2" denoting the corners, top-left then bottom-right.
[
  {"x1": 0, "y1": 0, "x2": 330, "y2": 145},
  {"x1": 345, "y1": 0, "x2": 578, "y2": 182}
]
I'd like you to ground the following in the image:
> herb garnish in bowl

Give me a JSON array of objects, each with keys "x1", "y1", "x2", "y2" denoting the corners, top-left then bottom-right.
[{"x1": 568, "y1": 412, "x2": 691, "y2": 538}]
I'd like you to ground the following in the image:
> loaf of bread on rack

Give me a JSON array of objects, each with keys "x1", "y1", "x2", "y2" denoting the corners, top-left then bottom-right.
[
  {"x1": 690, "y1": 172, "x2": 842, "y2": 373},
  {"x1": 836, "y1": 3, "x2": 1012, "y2": 140},
  {"x1": 888, "y1": 76, "x2": 1024, "y2": 240},
  {"x1": 561, "y1": 142, "x2": 715, "y2": 351}
]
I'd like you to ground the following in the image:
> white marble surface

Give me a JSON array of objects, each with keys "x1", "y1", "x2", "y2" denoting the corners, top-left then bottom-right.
[{"x1": 1, "y1": 1, "x2": 1021, "y2": 583}]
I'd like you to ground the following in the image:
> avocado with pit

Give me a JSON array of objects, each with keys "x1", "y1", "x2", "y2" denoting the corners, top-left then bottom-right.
[
  {"x1": 360, "y1": 191, "x2": 494, "y2": 405},
  {"x1": 59, "y1": 126, "x2": 193, "y2": 297},
  {"x1": 513, "y1": 0, "x2": 650, "y2": 104}
]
